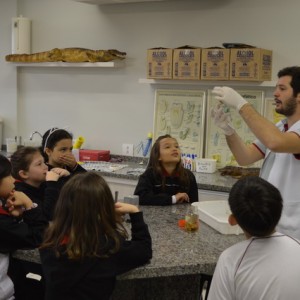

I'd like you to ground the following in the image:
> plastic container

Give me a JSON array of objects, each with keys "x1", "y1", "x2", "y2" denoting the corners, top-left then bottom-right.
[
  {"x1": 73, "y1": 136, "x2": 85, "y2": 149},
  {"x1": 12, "y1": 16, "x2": 31, "y2": 54},
  {"x1": 192, "y1": 201, "x2": 243, "y2": 235},
  {"x1": 6, "y1": 138, "x2": 18, "y2": 154}
]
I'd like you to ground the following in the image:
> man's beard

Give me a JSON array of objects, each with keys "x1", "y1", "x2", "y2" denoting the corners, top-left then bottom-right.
[{"x1": 275, "y1": 96, "x2": 297, "y2": 117}]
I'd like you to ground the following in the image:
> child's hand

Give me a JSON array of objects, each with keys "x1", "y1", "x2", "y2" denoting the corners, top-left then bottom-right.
[
  {"x1": 59, "y1": 153, "x2": 77, "y2": 169},
  {"x1": 46, "y1": 168, "x2": 70, "y2": 181},
  {"x1": 46, "y1": 170, "x2": 60, "y2": 181},
  {"x1": 5, "y1": 191, "x2": 33, "y2": 216},
  {"x1": 5, "y1": 192, "x2": 23, "y2": 217},
  {"x1": 175, "y1": 193, "x2": 190, "y2": 203},
  {"x1": 115, "y1": 202, "x2": 139, "y2": 215}
]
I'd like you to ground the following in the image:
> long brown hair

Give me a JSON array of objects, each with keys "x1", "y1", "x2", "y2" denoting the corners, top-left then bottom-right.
[
  {"x1": 147, "y1": 134, "x2": 190, "y2": 189},
  {"x1": 40, "y1": 172, "x2": 127, "y2": 259}
]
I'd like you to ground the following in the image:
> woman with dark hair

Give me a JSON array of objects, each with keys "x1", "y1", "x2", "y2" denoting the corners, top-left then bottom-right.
[
  {"x1": 134, "y1": 134, "x2": 198, "y2": 205},
  {"x1": 39, "y1": 172, "x2": 152, "y2": 300}
]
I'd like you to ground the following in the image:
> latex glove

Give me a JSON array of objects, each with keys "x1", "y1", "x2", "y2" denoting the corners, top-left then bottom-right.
[
  {"x1": 212, "y1": 86, "x2": 248, "y2": 111},
  {"x1": 211, "y1": 105, "x2": 235, "y2": 136}
]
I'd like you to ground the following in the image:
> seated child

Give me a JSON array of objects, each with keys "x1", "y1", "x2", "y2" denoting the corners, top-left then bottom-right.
[
  {"x1": 134, "y1": 134, "x2": 198, "y2": 205},
  {"x1": 41, "y1": 127, "x2": 86, "y2": 174},
  {"x1": 0, "y1": 154, "x2": 47, "y2": 300},
  {"x1": 208, "y1": 176, "x2": 300, "y2": 300},
  {"x1": 10, "y1": 146, "x2": 70, "y2": 221},
  {"x1": 39, "y1": 172, "x2": 152, "y2": 300}
]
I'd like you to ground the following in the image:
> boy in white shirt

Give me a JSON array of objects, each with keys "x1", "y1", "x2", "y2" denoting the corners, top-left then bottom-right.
[{"x1": 208, "y1": 176, "x2": 300, "y2": 300}]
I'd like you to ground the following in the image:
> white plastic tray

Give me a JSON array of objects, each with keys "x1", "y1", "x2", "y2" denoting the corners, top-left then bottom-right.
[{"x1": 192, "y1": 201, "x2": 243, "y2": 235}]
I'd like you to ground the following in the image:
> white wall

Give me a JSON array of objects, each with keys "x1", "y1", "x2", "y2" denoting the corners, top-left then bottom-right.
[
  {"x1": 0, "y1": 0, "x2": 18, "y2": 140},
  {"x1": 1, "y1": 0, "x2": 299, "y2": 154}
]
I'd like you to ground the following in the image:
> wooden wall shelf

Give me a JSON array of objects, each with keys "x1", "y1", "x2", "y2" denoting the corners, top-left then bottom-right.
[{"x1": 139, "y1": 78, "x2": 276, "y2": 87}]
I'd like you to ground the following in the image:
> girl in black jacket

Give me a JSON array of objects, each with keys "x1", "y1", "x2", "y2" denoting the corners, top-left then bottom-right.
[
  {"x1": 41, "y1": 127, "x2": 86, "y2": 176},
  {"x1": 11, "y1": 146, "x2": 70, "y2": 221},
  {"x1": 39, "y1": 172, "x2": 152, "y2": 300},
  {"x1": 0, "y1": 155, "x2": 47, "y2": 299},
  {"x1": 134, "y1": 134, "x2": 198, "y2": 205}
]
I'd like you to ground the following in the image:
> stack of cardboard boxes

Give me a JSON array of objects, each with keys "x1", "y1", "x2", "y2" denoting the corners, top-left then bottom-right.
[{"x1": 147, "y1": 45, "x2": 272, "y2": 81}]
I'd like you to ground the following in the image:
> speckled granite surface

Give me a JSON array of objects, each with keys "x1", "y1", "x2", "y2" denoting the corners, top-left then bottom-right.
[
  {"x1": 1, "y1": 151, "x2": 238, "y2": 192},
  {"x1": 86, "y1": 157, "x2": 239, "y2": 193},
  {"x1": 13, "y1": 205, "x2": 244, "y2": 299},
  {"x1": 14, "y1": 205, "x2": 244, "y2": 274}
]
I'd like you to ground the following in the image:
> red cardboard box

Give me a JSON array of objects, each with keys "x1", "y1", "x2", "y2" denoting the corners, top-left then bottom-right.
[{"x1": 79, "y1": 150, "x2": 110, "y2": 162}]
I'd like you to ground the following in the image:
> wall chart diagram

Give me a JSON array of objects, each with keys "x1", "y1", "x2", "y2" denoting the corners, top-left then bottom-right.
[
  {"x1": 264, "y1": 97, "x2": 285, "y2": 124},
  {"x1": 205, "y1": 89, "x2": 264, "y2": 168},
  {"x1": 153, "y1": 89, "x2": 206, "y2": 158}
]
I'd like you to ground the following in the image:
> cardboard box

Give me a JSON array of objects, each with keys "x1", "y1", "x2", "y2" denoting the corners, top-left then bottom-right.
[
  {"x1": 229, "y1": 48, "x2": 272, "y2": 81},
  {"x1": 201, "y1": 48, "x2": 230, "y2": 80},
  {"x1": 79, "y1": 149, "x2": 110, "y2": 162},
  {"x1": 147, "y1": 48, "x2": 173, "y2": 79},
  {"x1": 172, "y1": 46, "x2": 201, "y2": 80}
]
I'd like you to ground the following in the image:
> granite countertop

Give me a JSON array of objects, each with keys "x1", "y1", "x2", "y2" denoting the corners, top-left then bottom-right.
[
  {"x1": 82, "y1": 156, "x2": 239, "y2": 193},
  {"x1": 13, "y1": 204, "x2": 244, "y2": 278},
  {"x1": 0, "y1": 151, "x2": 238, "y2": 192}
]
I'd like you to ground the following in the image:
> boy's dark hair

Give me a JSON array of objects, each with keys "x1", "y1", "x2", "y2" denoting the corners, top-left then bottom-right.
[
  {"x1": 148, "y1": 134, "x2": 190, "y2": 189},
  {"x1": 41, "y1": 128, "x2": 73, "y2": 162},
  {"x1": 0, "y1": 155, "x2": 11, "y2": 181},
  {"x1": 228, "y1": 176, "x2": 282, "y2": 237},
  {"x1": 278, "y1": 66, "x2": 300, "y2": 97},
  {"x1": 10, "y1": 146, "x2": 41, "y2": 180}
]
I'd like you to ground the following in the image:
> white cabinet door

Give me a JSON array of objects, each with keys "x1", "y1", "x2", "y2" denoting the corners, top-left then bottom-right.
[{"x1": 103, "y1": 176, "x2": 138, "y2": 201}]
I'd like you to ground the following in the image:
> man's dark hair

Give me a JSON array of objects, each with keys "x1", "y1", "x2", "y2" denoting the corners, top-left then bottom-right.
[
  {"x1": 278, "y1": 66, "x2": 300, "y2": 97},
  {"x1": 228, "y1": 176, "x2": 282, "y2": 237}
]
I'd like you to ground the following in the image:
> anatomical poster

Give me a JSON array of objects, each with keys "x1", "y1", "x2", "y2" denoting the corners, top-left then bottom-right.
[
  {"x1": 205, "y1": 89, "x2": 264, "y2": 168},
  {"x1": 153, "y1": 89, "x2": 206, "y2": 158},
  {"x1": 264, "y1": 97, "x2": 285, "y2": 124}
]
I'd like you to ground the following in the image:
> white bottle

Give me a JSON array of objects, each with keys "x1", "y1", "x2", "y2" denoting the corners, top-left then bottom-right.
[{"x1": 186, "y1": 154, "x2": 191, "y2": 170}]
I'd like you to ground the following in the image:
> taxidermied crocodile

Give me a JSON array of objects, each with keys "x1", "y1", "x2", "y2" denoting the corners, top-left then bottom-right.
[{"x1": 5, "y1": 48, "x2": 126, "y2": 63}]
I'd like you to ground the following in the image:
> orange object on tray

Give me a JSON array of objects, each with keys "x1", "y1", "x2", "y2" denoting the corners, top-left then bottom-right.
[{"x1": 178, "y1": 219, "x2": 186, "y2": 228}]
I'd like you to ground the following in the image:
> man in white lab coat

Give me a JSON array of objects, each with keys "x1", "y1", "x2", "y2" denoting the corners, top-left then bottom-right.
[{"x1": 211, "y1": 66, "x2": 300, "y2": 239}]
